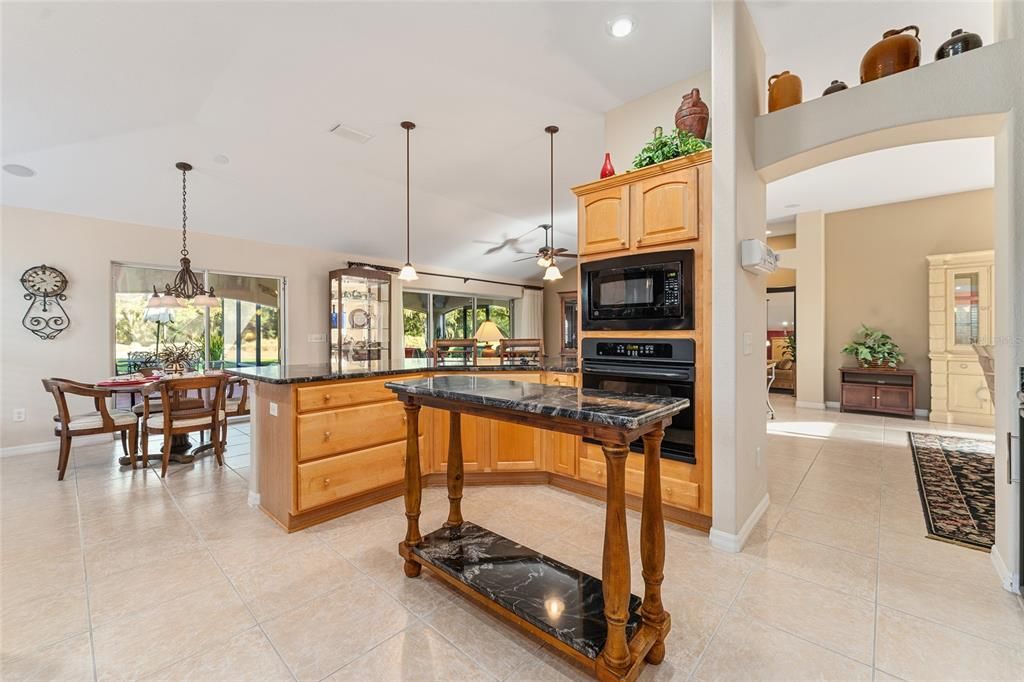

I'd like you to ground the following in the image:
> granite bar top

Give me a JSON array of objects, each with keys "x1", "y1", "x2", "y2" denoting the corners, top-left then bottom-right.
[
  {"x1": 385, "y1": 375, "x2": 689, "y2": 431},
  {"x1": 225, "y1": 356, "x2": 577, "y2": 384}
]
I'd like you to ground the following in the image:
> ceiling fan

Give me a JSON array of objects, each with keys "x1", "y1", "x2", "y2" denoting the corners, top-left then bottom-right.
[
  {"x1": 514, "y1": 224, "x2": 578, "y2": 266},
  {"x1": 476, "y1": 226, "x2": 538, "y2": 256}
]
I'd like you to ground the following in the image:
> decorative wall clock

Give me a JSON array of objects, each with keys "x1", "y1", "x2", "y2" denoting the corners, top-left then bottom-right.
[{"x1": 20, "y1": 264, "x2": 70, "y2": 340}]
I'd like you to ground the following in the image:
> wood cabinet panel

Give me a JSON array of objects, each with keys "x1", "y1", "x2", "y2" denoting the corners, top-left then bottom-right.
[
  {"x1": 491, "y1": 421, "x2": 543, "y2": 471},
  {"x1": 433, "y1": 411, "x2": 490, "y2": 472},
  {"x1": 296, "y1": 376, "x2": 416, "y2": 413},
  {"x1": 947, "y1": 373, "x2": 991, "y2": 415},
  {"x1": 544, "y1": 372, "x2": 578, "y2": 388},
  {"x1": 841, "y1": 384, "x2": 877, "y2": 411},
  {"x1": 630, "y1": 167, "x2": 699, "y2": 248},
  {"x1": 875, "y1": 386, "x2": 914, "y2": 414},
  {"x1": 546, "y1": 431, "x2": 578, "y2": 477},
  {"x1": 578, "y1": 186, "x2": 629, "y2": 255},
  {"x1": 297, "y1": 437, "x2": 420, "y2": 511},
  {"x1": 297, "y1": 401, "x2": 416, "y2": 462},
  {"x1": 578, "y1": 447, "x2": 699, "y2": 510}
]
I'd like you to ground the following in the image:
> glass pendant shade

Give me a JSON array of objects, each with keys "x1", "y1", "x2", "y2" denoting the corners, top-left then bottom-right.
[
  {"x1": 146, "y1": 288, "x2": 182, "y2": 309},
  {"x1": 543, "y1": 263, "x2": 563, "y2": 281},
  {"x1": 398, "y1": 263, "x2": 419, "y2": 282},
  {"x1": 192, "y1": 293, "x2": 220, "y2": 308},
  {"x1": 537, "y1": 254, "x2": 552, "y2": 268}
]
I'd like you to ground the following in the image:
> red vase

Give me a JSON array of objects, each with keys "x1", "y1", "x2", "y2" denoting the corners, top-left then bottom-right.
[{"x1": 600, "y1": 153, "x2": 615, "y2": 178}]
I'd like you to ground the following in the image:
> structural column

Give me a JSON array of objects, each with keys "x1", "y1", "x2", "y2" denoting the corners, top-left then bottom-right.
[
  {"x1": 445, "y1": 411, "x2": 464, "y2": 527},
  {"x1": 401, "y1": 400, "x2": 422, "y2": 577},
  {"x1": 600, "y1": 442, "x2": 632, "y2": 674}
]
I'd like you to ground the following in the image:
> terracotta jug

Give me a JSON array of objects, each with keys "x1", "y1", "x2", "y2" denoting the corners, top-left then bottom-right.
[
  {"x1": 860, "y1": 25, "x2": 921, "y2": 83},
  {"x1": 674, "y1": 87, "x2": 709, "y2": 140},
  {"x1": 767, "y1": 71, "x2": 802, "y2": 112}
]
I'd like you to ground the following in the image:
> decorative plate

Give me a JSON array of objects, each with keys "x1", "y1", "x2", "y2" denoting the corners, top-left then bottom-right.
[{"x1": 348, "y1": 307, "x2": 370, "y2": 329}]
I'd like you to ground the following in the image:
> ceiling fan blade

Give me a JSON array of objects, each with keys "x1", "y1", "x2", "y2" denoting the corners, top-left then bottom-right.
[
  {"x1": 513, "y1": 255, "x2": 539, "y2": 262},
  {"x1": 558, "y1": 253, "x2": 579, "y2": 259},
  {"x1": 483, "y1": 244, "x2": 508, "y2": 255}
]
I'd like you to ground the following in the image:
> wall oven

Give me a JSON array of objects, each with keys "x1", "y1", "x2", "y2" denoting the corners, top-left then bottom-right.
[
  {"x1": 581, "y1": 250, "x2": 694, "y2": 331},
  {"x1": 581, "y1": 338, "x2": 696, "y2": 464}
]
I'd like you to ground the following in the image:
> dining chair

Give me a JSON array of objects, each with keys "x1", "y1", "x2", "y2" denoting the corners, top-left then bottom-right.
[
  {"x1": 141, "y1": 375, "x2": 227, "y2": 477},
  {"x1": 499, "y1": 338, "x2": 543, "y2": 366},
  {"x1": 219, "y1": 376, "x2": 250, "y2": 445},
  {"x1": 42, "y1": 378, "x2": 139, "y2": 480},
  {"x1": 430, "y1": 338, "x2": 478, "y2": 366}
]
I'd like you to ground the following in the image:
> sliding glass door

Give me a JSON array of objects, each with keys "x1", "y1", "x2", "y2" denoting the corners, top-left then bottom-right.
[
  {"x1": 112, "y1": 264, "x2": 283, "y2": 373},
  {"x1": 401, "y1": 290, "x2": 514, "y2": 356}
]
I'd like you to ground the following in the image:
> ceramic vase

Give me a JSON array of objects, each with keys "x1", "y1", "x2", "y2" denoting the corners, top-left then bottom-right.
[
  {"x1": 935, "y1": 29, "x2": 983, "y2": 60},
  {"x1": 860, "y1": 25, "x2": 920, "y2": 83},
  {"x1": 674, "y1": 88, "x2": 709, "y2": 140},
  {"x1": 600, "y1": 153, "x2": 615, "y2": 178},
  {"x1": 768, "y1": 71, "x2": 802, "y2": 112}
]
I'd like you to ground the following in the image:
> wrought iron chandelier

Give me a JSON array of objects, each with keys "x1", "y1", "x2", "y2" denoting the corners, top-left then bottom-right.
[{"x1": 147, "y1": 162, "x2": 218, "y2": 309}]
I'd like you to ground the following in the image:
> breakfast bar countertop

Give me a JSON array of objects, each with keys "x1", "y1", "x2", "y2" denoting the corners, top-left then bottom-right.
[
  {"x1": 385, "y1": 374, "x2": 689, "y2": 431},
  {"x1": 226, "y1": 356, "x2": 578, "y2": 384}
]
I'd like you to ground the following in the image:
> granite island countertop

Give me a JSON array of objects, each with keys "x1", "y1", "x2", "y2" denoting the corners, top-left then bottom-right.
[
  {"x1": 226, "y1": 356, "x2": 578, "y2": 384},
  {"x1": 385, "y1": 375, "x2": 689, "y2": 431}
]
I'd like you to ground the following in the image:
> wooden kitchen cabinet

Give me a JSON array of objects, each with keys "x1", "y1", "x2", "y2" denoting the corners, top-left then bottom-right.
[
  {"x1": 491, "y1": 421, "x2": 543, "y2": 471},
  {"x1": 433, "y1": 411, "x2": 490, "y2": 472},
  {"x1": 578, "y1": 185, "x2": 629, "y2": 255},
  {"x1": 630, "y1": 166, "x2": 699, "y2": 248},
  {"x1": 297, "y1": 437, "x2": 422, "y2": 511}
]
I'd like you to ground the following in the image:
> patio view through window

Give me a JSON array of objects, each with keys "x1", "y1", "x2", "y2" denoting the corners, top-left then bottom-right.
[{"x1": 402, "y1": 291, "x2": 512, "y2": 357}]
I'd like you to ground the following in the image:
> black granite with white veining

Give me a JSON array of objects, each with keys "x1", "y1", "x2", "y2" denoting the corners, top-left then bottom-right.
[
  {"x1": 412, "y1": 522, "x2": 642, "y2": 659},
  {"x1": 385, "y1": 375, "x2": 689, "y2": 431},
  {"x1": 225, "y1": 356, "x2": 576, "y2": 384}
]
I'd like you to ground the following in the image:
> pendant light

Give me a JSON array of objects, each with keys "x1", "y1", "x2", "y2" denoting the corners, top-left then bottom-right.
[
  {"x1": 397, "y1": 121, "x2": 419, "y2": 282},
  {"x1": 148, "y1": 162, "x2": 218, "y2": 308},
  {"x1": 541, "y1": 125, "x2": 563, "y2": 282}
]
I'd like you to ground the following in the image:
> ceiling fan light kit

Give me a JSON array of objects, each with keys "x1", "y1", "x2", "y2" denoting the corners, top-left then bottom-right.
[
  {"x1": 540, "y1": 125, "x2": 564, "y2": 282},
  {"x1": 397, "y1": 120, "x2": 419, "y2": 282}
]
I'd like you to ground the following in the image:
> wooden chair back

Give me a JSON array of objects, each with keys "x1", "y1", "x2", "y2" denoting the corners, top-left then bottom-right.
[
  {"x1": 430, "y1": 339, "x2": 478, "y2": 366},
  {"x1": 42, "y1": 378, "x2": 117, "y2": 432},
  {"x1": 225, "y1": 376, "x2": 250, "y2": 415},
  {"x1": 144, "y1": 374, "x2": 227, "y2": 433},
  {"x1": 499, "y1": 338, "x2": 543, "y2": 366}
]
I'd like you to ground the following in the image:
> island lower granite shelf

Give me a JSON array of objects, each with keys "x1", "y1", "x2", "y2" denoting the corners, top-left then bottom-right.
[{"x1": 386, "y1": 375, "x2": 690, "y2": 682}]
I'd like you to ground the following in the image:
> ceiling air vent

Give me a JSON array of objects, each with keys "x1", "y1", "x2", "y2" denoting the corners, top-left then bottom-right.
[{"x1": 328, "y1": 123, "x2": 374, "y2": 144}]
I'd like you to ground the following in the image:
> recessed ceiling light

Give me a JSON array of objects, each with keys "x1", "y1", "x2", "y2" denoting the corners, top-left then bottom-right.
[
  {"x1": 784, "y1": 203, "x2": 800, "y2": 209},
  {"x1": 213, "y1": 154, "x2": 230, "y2": 165},
  {"x1": 3, "y1": 163, "x2": 36, "y2": 177},
  {"x1": 766, "y1": 229, "x2": 773, "y2": 235},
  {"x1": 607, "y1": 16, "x2": 635, "y2": 38}
]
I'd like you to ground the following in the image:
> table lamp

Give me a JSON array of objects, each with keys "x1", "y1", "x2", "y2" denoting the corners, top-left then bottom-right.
[{"x1": 475, "y1": 319, "x2": 505, "y2": 357}]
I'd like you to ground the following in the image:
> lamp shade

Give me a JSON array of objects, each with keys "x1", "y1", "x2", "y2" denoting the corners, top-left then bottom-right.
[
  {"x1": 543, "y1": 264, "x2": 563, "y2": 281},
  {"x1": 398, "y1": 263, "x2": 418, "y2": 282},
  {"x1": 475, "y1": 319, "x2": 506, "y2": 343}
]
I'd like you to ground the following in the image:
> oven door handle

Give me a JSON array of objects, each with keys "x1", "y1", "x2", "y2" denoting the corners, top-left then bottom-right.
[{"x1": 582, "y1": 365, "x2": 693, "y2": 381}]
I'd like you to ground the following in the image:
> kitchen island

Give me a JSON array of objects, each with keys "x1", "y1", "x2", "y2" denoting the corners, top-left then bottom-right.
[{"x1": 386, "y1": 375, "x2": 689, "y2": 681}]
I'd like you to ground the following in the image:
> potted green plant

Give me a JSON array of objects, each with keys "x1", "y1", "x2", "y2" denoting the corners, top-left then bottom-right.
[
  {"x1": 841, "y1": 324, "x2": 905, "y2": 369},
  {"x1": 783, "y1": 331, "x2": 796, "y2": 362},
  {"x1": 632, "y1": 126, "x2": 710, "y2": 169}
]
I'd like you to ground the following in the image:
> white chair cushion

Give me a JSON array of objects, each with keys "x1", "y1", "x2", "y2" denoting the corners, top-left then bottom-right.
[
  {"x1": 132, "y1": 402, "x2": 163, "y2": 416},
  {"x1": 225, "y1": 398, "x2": 244, "y2": 414},
  {"x1": 147, "y1": 410, "x2": 226, "y2": 430},
  {"x1": 58, "y1": 410, "x2": 137, "y2": 431}
]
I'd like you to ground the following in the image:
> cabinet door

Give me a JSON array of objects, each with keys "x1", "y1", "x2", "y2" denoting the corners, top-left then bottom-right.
[
  {"x1": 946, "y1": 266, "x2": 991, "y2": 351},
  {"x1": 875, "y1": 386, "x2": 914, "y2": 415},
  {"x1": 491, "y1": 421, "x2": 542, "y2": 471},
  {"x1": 630, "y1": 167, "x2": 699, "y2": 248},
  {"x1": 433, "y1": 411, "x2": 490, "y2": 472},
  {"x1": 841, "y1": 383, "x2": 876, "y2": 411},
  {"x1": 546, "y1": 431, "x2": 578, "y2": 477},
  {"x1": 578, "y1": 186, "x2": 629, "y2": 255},
  {"x1": 947, "y1": 373, "x2": 992, "y2": 415}
]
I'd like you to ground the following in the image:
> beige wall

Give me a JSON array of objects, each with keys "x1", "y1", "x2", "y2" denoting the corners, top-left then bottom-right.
[
  {"x1": 604, "y1": 70, "x2": 711, "y2": 175},
  {"x1": 542, "y1": 265, "x2": 578, "y2": 358},
  {"x1": 825, "y1": 189, "x2": 994, "y2": 410},
  {"x1": 0, "y1": 205, "x2": 530, "y2": 449}
]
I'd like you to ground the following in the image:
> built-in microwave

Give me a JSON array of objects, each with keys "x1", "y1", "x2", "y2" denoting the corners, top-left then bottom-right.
[{"x1": 580, "y1": 250, "x2": 694, "y2": 331}]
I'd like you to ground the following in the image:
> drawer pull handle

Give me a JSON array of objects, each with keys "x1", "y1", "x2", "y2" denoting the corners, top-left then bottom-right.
[
  {"x1": 323, "y1": 394, "x2": 331, "y2": 401},
  {"x1": 960, "y1": 364, "x2": 969, "y2": 369},
  {"x1": 322, "y1": 477, "x2": 331, "y2": 488},
  {"x1": 324, "y1": 431, "x2": 331, "y2": 440}
]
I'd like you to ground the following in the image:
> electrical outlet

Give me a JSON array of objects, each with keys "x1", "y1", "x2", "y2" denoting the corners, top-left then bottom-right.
[
  {"x1": 269, "y1": 401, "x2": 278, "y2": 417},
  {"x1": 307, "y1": 333, "x2": 326, "y2": 343},
  {"x1": 12, "y1": 408, "x2": 25, "y2": 422}
]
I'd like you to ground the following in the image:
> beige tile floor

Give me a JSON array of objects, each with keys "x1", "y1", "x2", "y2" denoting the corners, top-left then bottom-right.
[{"x1": 2, "y1": 400, "x2": 1022, "y2": 681}]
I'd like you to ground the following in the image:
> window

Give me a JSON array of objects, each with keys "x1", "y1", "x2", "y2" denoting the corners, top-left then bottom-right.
[
  {"x1": 402, "y1": 291, "x2": 514, "y2": 355},
  {"x1": 113, "y1": 264, "x2": 283, "y2": 372}
]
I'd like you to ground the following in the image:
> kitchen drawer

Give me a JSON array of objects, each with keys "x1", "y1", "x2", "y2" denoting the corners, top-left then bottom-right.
[
  {"x1": 544, "y1": 372, "x2": 578, "y2": 388},
  {"x1": 297, "y1": 400, "x2": 419, "y2": 462},
  {"x1": 948, "y1": 360, "x2": 983, "y2": 376},
  {"x1": 579, "y1": 449, "x2": 700, "y2": 510},
  {"x1": 296, "y1": 376, "x2": 418, "y2": 413},
  {"x1": 297, "y1": 437, "x2": 421, "y2": 511},
  {"x1": 578, "y1": 457, "x2": 607, "y2": 485}
]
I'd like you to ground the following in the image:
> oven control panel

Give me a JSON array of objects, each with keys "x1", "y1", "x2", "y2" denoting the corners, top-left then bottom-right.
[
  {"x1": 584, "y1": 338, "x2": 695, "y2": 362},
  {"x1": 596, "y1": 342, "x2": 672, "y2": 359}
]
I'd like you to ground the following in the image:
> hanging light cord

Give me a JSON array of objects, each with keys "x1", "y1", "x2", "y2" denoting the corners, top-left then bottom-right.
[
  {"x1": 405, "y1": 124, "x2": 411, "y2": 265},
  {"x1": 549, "y1": 128, "x2": 554, "y2": 252},
  {"x1": 181, "y1": 166, "x2": 189, "y2": 258}
]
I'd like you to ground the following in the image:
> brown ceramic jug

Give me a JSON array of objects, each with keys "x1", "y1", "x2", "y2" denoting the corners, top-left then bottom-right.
[
  {"x1": 860, "y1": 25, "x2": 921, "y2": 83},
  {"x1": 674, "y1": 87, "x2": 709, "y2": 140},
  {"x1": 767, "y1": 71, "x2": 802, "y2": 112}
]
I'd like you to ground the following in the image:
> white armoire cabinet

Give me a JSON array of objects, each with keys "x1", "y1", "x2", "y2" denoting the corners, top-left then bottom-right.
[{"x1": 927, "y1": 250, "x2": 995, "y2": 427}]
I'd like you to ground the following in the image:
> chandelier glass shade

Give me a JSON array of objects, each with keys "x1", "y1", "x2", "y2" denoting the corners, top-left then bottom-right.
[
  {"x1": 148, "y1": 162, "x2": 218, "y2": 309},
  {"x1": 543, "y1": 262, "x2": 563, "y2": 281},
  {"x1": 398, "y1": 121, "x2": 419, "y2": 282}
]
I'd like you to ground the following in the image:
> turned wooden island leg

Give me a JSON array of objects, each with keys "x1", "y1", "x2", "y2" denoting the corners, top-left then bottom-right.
[
  {"x1": 599, "y1": 443, "x2": 632, "y2": 675},
  {"x1": 445, "y1": 412, "x2": 464, "y2": 527},
  {"x1": 641, "y1": 428, "x2": 668, "y2": 664},
  {"x1": 401, "y1": 401, "x2": 422, "y2": 577}
]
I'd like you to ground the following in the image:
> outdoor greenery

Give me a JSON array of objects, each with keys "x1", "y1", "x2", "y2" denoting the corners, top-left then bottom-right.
[
  {"x1": 783, "y1": 331, "x2": 796, "y2": 362},
  {"x1": 402, "y1": 296, "x2": 512, "y2": 352},
  {"x1": 633, "y1": 126, "x2": 710, "y2": 169},
  {"x1": 841, "y1": 324, "x2": 905, "y2": 368}
]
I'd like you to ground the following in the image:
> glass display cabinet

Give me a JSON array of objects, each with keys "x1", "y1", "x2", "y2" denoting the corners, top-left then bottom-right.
[{"x1": 329, "y1": 267, "x2": 391, "y2": 371}]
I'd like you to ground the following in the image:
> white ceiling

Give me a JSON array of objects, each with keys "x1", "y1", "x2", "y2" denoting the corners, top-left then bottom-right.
[
  {"x1": 749, "y1": 0, "x2": 996, "y2": 221},
  {"x1": 0, "y1": 1, "x2": 711, "y2": 281}
]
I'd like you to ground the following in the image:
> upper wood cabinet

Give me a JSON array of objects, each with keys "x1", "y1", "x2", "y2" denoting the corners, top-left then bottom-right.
[
  {"x1": 573, "y1": 151, "x2": 710, "y2": 257},
  {"x1": 578, "y1": 186, "x2": 629, "y2": 255},
  {"x1": 630, "y1": 167, "x2": 699, "y2": 248}
]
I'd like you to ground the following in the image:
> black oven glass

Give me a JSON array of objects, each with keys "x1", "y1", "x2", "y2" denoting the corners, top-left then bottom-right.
[
  {"x1": 582, "y1": 368, "x2": 695, "y2": 464},
  {"x1": 582, "y1": 250, "x2": 693, "y2": 331}
]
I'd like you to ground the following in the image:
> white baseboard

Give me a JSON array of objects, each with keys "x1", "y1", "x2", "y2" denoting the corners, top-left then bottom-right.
[
  {"x1": 823, "y1": 401, "x2": 929, "y2": 418},
  {"x1": 1, "y1": 434, "x2": 113, "y2": 459},
  {"x1": 709, "y1": 492, "x2": 770, "y2": 553},
  {"x1": 796, "y1": 400, "x2": 826, "y2": 410},
  {"x1": 991, "y1": 544, "x2": 1021, "y2": 594}
]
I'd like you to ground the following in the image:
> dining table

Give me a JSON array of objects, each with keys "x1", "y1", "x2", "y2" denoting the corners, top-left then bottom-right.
[{"x1": 96, "y1": 373, "x2": 220, "y2": 467}]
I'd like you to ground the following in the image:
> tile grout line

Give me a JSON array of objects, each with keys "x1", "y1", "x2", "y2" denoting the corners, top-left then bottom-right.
[{"x1": 70, "y1": 446, "x2": 100, "y2": 682}]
